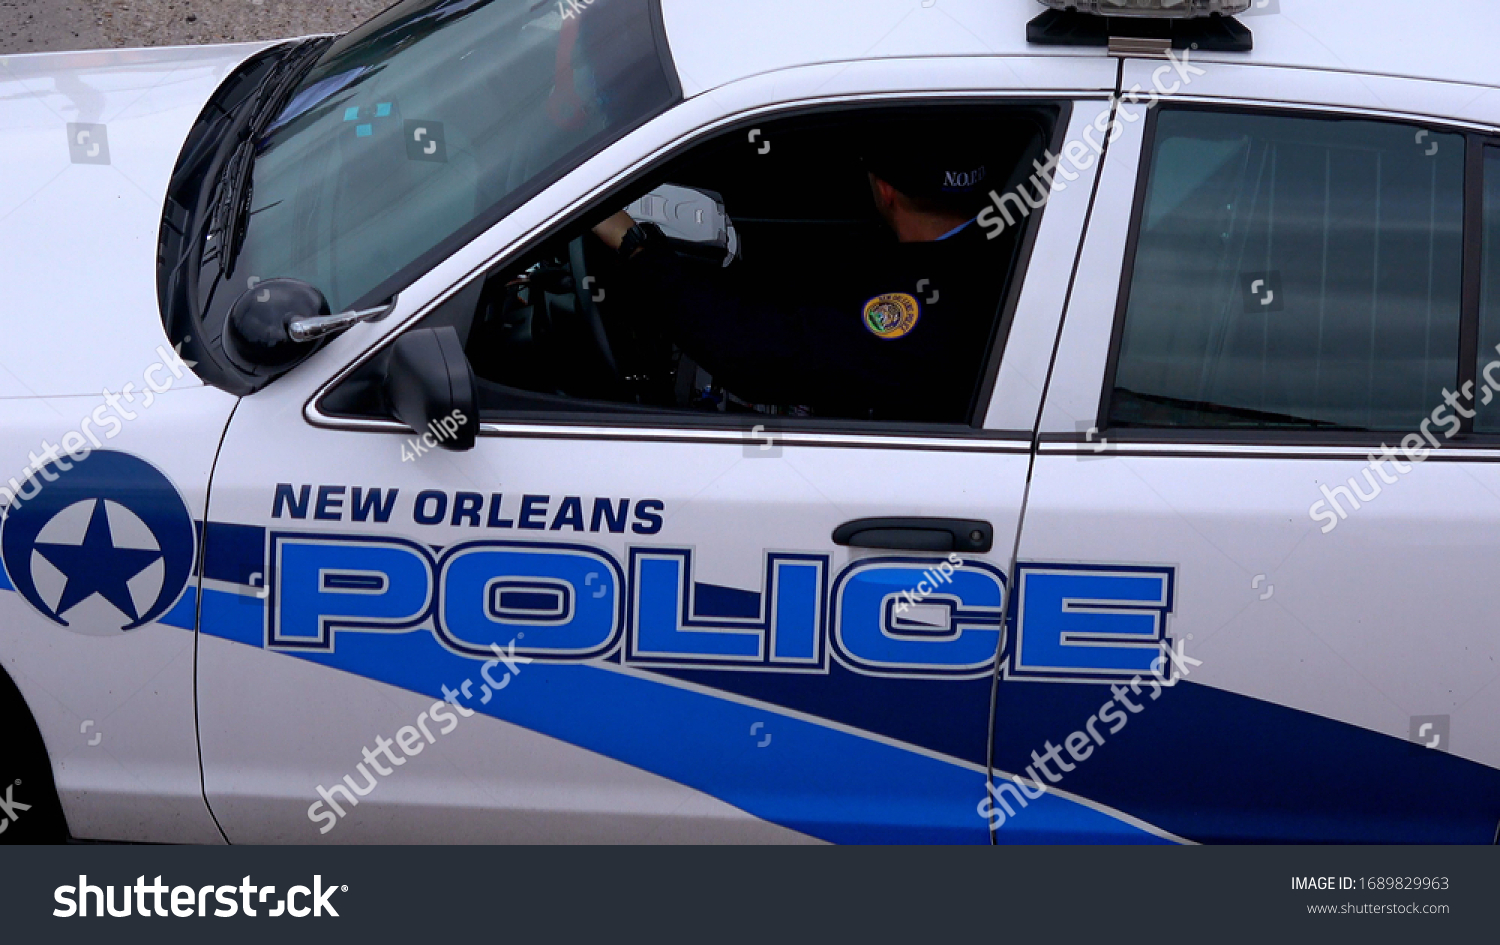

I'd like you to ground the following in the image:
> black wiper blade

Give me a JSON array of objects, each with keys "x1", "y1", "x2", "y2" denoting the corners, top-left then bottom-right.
[{"x1": 206, "y1": 37, "x2": 332, "y2": 278}]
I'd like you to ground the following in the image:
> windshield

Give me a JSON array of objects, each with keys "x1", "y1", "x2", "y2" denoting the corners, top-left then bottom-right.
[{"x1": 230, "y1": 0, "x2": 677, "y2": 314}]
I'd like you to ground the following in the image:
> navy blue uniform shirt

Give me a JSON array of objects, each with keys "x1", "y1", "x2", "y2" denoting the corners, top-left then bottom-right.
[{"x1": 623, "y1": 219, "x2": 1015, "y2": 423}]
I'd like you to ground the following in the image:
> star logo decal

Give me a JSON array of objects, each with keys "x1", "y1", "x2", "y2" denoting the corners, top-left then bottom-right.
[{"x1": 33, "y1": 499, "x2": 163, "y2": 624}]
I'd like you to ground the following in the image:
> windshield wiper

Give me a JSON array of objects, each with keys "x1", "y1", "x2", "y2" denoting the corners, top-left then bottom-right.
[{"x1": 204, "y1": 37, "x2": 332, "y2": 280}]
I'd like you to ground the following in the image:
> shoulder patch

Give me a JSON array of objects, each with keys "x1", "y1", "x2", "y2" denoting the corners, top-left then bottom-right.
[{"x1": 862, "y1": 293, "x2": 921, "y2": 340}]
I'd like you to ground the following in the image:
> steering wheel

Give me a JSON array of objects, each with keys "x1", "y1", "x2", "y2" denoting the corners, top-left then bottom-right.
[{"x1": 566, "y1": 235, "x2": 621, "y2": 382}]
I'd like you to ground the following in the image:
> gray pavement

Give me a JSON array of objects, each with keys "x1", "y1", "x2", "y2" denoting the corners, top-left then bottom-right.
[{"x1": 1, "y1": 0, "x2": 390, "y2": 54}]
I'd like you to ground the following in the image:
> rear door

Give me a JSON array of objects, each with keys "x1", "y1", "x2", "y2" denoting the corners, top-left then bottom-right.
[
  {"x1": 1000, "y1": 64, "x2": 1500, "y2": 843},
  {"x1": 195, "y1": 65, "x2": 1114, "y2": 843}
]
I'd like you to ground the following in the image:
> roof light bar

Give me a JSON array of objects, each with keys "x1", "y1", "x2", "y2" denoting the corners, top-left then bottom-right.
[
  {"x1": 1037, "y1": 0, "x2": 1251, "y2": 17},
  {"x1": 1027, "y1": 0, "x2": 1253, "y2": 52}
]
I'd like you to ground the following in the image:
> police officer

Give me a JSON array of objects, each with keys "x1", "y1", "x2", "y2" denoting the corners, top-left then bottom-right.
[{"x1": 590, "y1": 135, "x2": 1012, "y2": 423}]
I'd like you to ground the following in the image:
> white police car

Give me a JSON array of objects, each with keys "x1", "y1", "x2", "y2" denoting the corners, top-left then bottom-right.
[{"x1": 1, "y1": 0, "x2": 1498, "y2": 844}]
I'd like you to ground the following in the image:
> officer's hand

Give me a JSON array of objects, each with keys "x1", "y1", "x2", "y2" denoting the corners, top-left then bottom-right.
[{"x1": 591, "y1": 211, "x2": 637, "y2": 253}]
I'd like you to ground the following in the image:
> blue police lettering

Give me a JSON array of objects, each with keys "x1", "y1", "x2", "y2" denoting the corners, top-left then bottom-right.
[
  {"x1": 273, "y1": 484, "x2": 397, "y2": 523},
  {"x1": 263, "y1": 511, "x2": 1175, "y2": 679},
  {"x1": 1006, "y1": 563, "x2": 1176, "y2": 683},
  {"x1": 414, "y1": 490, "x2": 447, "y2": 525},
  {"x1": 436, "y1": 541, "x2": 621, "y2": 659},
  {"x1": 269, "y1": 535, "x2": 433, "y2": 649},
  {"x1": 831, "y1": 555, "x2": 1005, "y2": 679},
  {"x1": 626, "y1": 548, "x2": 825, "y2": 667},
  {"x1": 268, "y1": 540, "x2": 1165, "y2": 678},
  {"x1": 271, "y1": 486, "x2": 662, "y2": 533},
  {"x1": 315, "y1": 486, "x2": 345, "y2": 520},
  {"x1": 352, "y1": 488, "x2": 399, "y2": 522},
  {"x1": 451, "y1": 492, "x2": 485, "y2": 527}
]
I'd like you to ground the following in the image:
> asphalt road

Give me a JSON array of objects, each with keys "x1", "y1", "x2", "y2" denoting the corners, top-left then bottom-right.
[{"x1": 1, "y1": 0, "x2": 389, "y2": 54}]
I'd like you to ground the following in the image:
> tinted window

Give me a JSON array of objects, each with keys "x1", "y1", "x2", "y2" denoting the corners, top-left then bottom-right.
[
  {"x1": 1109, "y1": 110, "x2": 1465, "y2": 432},
  {"x1": 1475, "y1": 149, "x2": 1500, "y2": 432},
  {"x1": 235, "y1": 0, "x2": 676, "y2": 313},
  {"x1": 321, "y1": 105, "x2": 1055, "y2": 427}
]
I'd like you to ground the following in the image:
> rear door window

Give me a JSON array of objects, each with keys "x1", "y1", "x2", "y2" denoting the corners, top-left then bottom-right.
[{"x1": 1107, "y1": 109, "x2": 1466, "y2": 432}]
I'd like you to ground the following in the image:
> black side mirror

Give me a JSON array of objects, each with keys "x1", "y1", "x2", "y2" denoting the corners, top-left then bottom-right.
[
  {"x1": 224, "y1": 278, "x2": 393, "y2": 372},
  {"x1": 222, "y1": 278, "x2": 327, "y2": 371},
  {"x1": 383, "y1": 327, "x2": 479, "y2": 452}
]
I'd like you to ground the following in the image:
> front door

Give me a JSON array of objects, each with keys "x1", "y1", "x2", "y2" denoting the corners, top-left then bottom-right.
[{"x1": 195, "y1": 88, "x2": 1110, "y2": 844}]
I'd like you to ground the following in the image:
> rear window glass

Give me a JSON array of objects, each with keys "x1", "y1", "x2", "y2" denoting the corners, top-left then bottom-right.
[{"x1": 1109, "y1": 109, "x2": 1465, "y2": 432}]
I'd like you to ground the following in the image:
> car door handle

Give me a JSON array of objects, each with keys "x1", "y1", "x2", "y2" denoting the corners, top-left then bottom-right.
[{"x1": 831, "y1": 518, "x2": 993, "y2": 554}]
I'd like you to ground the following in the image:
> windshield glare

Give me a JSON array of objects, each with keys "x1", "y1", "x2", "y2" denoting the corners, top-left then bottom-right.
[{"x1": 234, "y1": 0, "x2": 676, "y2": 313}]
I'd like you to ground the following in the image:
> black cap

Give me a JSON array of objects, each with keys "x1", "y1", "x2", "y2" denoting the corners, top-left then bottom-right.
[{"x1": 861, "y1": 127, "x2": 992, "y2": 202}]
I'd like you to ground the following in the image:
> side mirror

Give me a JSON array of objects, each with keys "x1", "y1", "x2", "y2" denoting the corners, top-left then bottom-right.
[
  {"x1": 223, "y1": 278, "x2": 392, "y2": 372},
  {"x1": 383, "y1": 327, "x2": 479, "y2": 452},
  {"x1": 222, "y1": 278, "x2": 327, "y2": 371}
]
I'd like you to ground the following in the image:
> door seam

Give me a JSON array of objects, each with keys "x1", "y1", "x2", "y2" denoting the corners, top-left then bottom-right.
[
  {"x1": 985, "y1": 59, "x2": 1124, "y2": 843},
  {"x1": 192, "y1": 395, "x2": 242, "y2": 845}
]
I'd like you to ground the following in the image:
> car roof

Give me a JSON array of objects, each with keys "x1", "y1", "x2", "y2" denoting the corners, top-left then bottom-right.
[{"x1": 659, "y1": 0, "x2": 1500, "y2": 98}]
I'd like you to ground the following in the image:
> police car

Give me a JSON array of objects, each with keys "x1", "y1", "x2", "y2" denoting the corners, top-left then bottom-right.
[{"x1": 1, "y1": 0, "x2": 1498, "y2": 844}]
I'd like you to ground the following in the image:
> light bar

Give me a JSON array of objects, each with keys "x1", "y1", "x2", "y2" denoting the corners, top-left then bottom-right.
[
  {"x1": 1028, "y1": 0, "x2": 1253, "y2": 51},
  {"x1": 1037, "y1": 0, "x2": 1251, "y2": 16}
]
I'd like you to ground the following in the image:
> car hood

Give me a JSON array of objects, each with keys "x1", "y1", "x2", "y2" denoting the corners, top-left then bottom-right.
[{"x1": 0, "y1": 42, "x2": 279, "y2": 398}]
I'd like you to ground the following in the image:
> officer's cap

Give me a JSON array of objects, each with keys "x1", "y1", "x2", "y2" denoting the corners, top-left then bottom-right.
[{"x1": 860, "y1": 127, "x2": 992, "y2": 202}]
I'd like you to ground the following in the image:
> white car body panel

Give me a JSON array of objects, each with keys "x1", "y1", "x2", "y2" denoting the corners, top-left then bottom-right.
[
  {"x1": 658, "y1": 0, "x2": 1500, "y2": 98},
  {"x1": 198, "y1": 638, "x2": 821, "y2": 843},
  {"x1": 1121, "y1": 59, "x2": 1500, "y2": 129},
  {"x1": 0, "y1": 44, "x2": 273, "y2": 398},
  {"x1": 1192, "y1": 0, "x2": 1500, "y2": 90},
  {"x1": 658, "y1": 0, "x2": 1109, "y2": 98},
  {"x1": 0, "y1": 387, "x2": 233, "y2": 842},
  {"x1": 1019, "y1": 447, "x2": 1500, "y2": 772}
]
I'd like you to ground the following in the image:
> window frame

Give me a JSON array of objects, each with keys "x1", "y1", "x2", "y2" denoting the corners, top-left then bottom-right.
[
  {"x1": 310, "y1": 94, "x2": 1075, "y2": 442},
  {"x1": 1465, "y1": 142, "x2": 1500, "y2": 434},
  {"x1": 1095, "y1": 101, "x2": 1500, "y2": 448}
]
